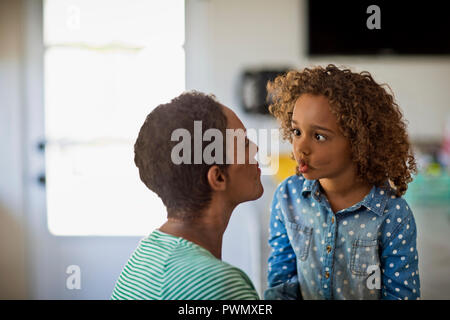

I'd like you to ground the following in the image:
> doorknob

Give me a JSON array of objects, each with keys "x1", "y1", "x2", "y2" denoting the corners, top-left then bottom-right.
[
  {"x1": 37, "y1": 173, "x2": 46, "y2": 186},
  {"x1": 37, "y1": 140, "x2": 46, "y2": 152}
]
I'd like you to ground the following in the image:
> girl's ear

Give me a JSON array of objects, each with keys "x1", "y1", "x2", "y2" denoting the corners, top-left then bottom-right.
[{"x1": 207, "y1": 165, "x2": 227, "y2": 192}]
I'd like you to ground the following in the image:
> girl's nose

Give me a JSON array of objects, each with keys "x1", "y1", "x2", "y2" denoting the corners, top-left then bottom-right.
[{"x1": 295, "y1": 137, "x2": 310, "y2": 156}]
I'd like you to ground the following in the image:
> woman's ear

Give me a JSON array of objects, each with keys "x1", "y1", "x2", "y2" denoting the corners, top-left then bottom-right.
[{"x1": 207, "y1": 165, "x2": 227, "y2": 191}]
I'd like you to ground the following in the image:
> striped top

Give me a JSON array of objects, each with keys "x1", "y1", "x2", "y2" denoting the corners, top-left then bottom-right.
[{"x1": 111, "y1": 229, "x2": 260, "y2": 300}]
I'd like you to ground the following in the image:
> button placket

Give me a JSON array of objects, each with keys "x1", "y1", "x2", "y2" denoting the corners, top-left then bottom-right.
[{"x1": 321, "y1": 208, "x2": 336, "y2": 299}]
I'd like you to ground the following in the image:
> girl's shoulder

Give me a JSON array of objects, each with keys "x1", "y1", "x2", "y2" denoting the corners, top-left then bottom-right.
[
  {"x1": 374, "y1": 184, "x2": 417, "y2": 243},
  {"x1": 380, "y1": 192, "x2": 415, "y2": 227},
  {"x1": 377, "y1": 183, "x2": 414, "y2": 218}
]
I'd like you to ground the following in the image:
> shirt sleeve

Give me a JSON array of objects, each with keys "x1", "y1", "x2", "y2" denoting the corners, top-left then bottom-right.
[
  {"x1": 203, "y1": 267, "x2": 260, "y2": 300},
  {"x1": 267, "y1": 187, "x2": 298, "y2": 288},
  {"x1": 264, "y1": 275, "x2": 302, "y2": 300},
  {"x1": 380, "y1": 208, "x2": 421, "y2": 300}
]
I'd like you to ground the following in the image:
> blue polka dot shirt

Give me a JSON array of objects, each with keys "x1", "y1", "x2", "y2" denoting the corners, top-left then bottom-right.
[{"x1": 267, "y1": 174, "x2": 421, "y2": 300}]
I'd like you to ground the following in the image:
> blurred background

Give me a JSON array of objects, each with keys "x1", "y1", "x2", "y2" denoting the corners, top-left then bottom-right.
[{"x1": 1, "y1": 0, "x2": 449, "y2": 299}]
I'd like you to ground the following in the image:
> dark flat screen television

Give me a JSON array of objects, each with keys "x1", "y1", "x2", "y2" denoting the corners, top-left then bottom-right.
[{"x1": 308, "y1": 1, "x2": 450, "y2": 55}]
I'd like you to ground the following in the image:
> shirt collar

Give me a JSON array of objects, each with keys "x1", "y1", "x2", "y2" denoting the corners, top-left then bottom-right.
[
  {"x1": 301, "y1": 178, "x2": 390, "y2": 217},
  {"x1": 357, "y1": 182, "x2": 390, "y2": 216},
  {"x1": 301, "y1": 178, "x2": 319, "y2": 196}
]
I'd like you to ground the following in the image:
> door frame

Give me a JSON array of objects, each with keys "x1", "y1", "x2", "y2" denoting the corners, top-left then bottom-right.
[{"x1": 23, "y1": 0, "x2": 142, "y2": 299}]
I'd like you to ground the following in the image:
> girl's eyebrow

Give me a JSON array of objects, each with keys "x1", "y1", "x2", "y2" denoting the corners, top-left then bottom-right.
[{"x1": 291, "y1": 120, "x2": 335, "y2": 134}]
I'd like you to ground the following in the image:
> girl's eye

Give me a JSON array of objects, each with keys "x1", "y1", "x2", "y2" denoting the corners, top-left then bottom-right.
[
  {"x1": 292, "y1": 128, "x2": 301, "y2": 137},
  {"x1": 315, "y1": 133, "x2": 326, "y2": 141}
]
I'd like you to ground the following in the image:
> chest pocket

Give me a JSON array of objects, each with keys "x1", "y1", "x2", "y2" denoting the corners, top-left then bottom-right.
[
  {"x1": 285, "y1": 221, "x2": 313, "y2": 261},
  {"x1": 350, "y1": 239, "x2": 379, "y2": 276}
]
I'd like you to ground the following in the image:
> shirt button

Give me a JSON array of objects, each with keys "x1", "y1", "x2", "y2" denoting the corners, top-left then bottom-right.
[
  {"x1": 325, "y1": 271, "x2": 330, "y2": 279},
  {"x1": 326, "y1": 245, "x2": 332, "y2": 253},
  {"x1": 331, "y1": 217, "x2": 335, "y2": 224}
]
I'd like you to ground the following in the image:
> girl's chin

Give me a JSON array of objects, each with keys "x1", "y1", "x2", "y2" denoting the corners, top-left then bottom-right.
[
  {"x1": 301, "y1": 170, "x2": 319, "y2": 180},
  {"x1": 302, "y1": 174, "x2": 314, "y2": 180}
]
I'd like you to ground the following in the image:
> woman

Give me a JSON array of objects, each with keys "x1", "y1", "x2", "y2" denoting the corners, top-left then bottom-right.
[{"x1": 112, "y1": 91, "x2": 264, "y2": 300}]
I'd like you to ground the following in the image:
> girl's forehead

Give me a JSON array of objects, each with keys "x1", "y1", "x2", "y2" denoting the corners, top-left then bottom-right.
[{"x1": 292, "y1": 94, "x2": 338, "y2": 128}]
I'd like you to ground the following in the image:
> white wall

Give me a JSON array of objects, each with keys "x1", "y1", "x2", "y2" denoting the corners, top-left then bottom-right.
[{"x1": 185, "y1": 0, "x2": 450, "y2": 296}]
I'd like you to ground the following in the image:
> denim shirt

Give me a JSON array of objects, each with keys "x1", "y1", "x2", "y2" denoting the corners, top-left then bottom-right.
[{"x1": 266, "y1": 174, "x2": 421, "y2": 300}]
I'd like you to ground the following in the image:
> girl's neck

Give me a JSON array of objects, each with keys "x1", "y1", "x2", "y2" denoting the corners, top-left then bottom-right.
[
  {"x1": 320, "y1": 178, "x2": 371, "y2": 197},
  {"x1": 319, "y1": 170, "x2": 372, "y2": 213}
]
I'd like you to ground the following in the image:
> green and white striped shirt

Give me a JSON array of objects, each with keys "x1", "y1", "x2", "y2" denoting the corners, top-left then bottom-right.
[{"x1": 111, "y1": 229, "x2": 260, "y2": 300}]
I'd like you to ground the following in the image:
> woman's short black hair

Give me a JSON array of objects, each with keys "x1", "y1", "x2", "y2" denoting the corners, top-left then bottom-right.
[{"x1": 134, "y1": 91, "x2": 228, "y2": 220}]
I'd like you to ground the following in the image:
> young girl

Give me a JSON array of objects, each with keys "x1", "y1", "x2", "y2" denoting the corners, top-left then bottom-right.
[{"x1": 265, "y1": 64, "x2": 420, "y2": 300}]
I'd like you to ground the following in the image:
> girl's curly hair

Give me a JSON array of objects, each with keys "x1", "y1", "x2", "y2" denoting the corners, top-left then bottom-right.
[{"x1": 267, "y1": 64, "x2": 416, "y2": 196}]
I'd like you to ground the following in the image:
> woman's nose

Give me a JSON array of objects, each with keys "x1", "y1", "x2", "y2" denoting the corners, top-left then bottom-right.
[{"x1": 249, "y1": 140, "x2": 259, "y2": 158}]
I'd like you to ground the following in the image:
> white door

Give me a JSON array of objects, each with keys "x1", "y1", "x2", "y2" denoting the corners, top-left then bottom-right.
[{"x1": 25, "y1": 0, "x2": 186, "y2": 299}]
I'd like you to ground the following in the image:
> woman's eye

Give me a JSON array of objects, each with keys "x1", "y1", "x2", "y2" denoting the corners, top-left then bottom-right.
[
  {"x1": 315, "y1": 133, "x2": 326, "y2": 141},
  {"x1": 292, "y1": 129, "x2": 301, "y2": 137}
]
